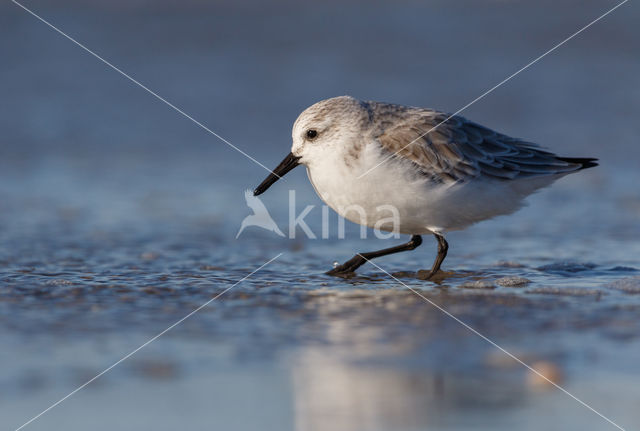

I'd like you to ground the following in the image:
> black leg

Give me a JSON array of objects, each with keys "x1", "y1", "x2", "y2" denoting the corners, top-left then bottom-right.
[
  {"x1": 326, "y1": 235, "x2": 423, "y2": 276},
  {"x1": 422, "y1": 233, "x2": 448, "y2": 279}
]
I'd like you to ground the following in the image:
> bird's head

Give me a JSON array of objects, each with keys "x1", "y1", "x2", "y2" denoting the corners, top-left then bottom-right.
[{"x1": 254, "y1": 96, "x2": 369, "y2": 196}]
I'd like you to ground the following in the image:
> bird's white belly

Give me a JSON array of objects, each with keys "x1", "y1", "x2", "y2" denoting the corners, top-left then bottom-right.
[
  {"x1": 307, "y1": 168, "x2": 433, "y2": 234},
  {"x1": 305, "y1": 147, "x2": 447, "y2": 234},
  {"x1": 305, "y1": 144, "x2": 529, "y2": 234}
]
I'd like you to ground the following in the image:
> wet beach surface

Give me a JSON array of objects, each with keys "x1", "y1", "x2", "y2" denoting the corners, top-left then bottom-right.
[{"x1": 2, "y1": 1, "x2": 640, "y2": 430}]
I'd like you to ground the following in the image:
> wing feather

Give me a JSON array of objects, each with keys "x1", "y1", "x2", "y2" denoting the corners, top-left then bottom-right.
[{"x1": 370, "y1": 102, "x2": 583, "y2": 183}]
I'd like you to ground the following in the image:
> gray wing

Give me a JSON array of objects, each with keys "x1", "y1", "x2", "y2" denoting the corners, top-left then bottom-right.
[{"x1": 370, "y1": 102, "x2": 584, "y2": 183}]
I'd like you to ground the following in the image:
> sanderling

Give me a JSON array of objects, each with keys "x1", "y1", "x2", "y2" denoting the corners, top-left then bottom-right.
[{"x1": 254, "y1": 96, "x2": 597, "y2": 277}]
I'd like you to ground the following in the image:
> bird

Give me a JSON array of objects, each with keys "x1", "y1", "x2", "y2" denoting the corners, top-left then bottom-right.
[
  {"x1": 236, "y1": 189, "x2": 285, "y2": 238},
  {"x1": 253, "y1": 96, "x2": 597, "y2": 277}
]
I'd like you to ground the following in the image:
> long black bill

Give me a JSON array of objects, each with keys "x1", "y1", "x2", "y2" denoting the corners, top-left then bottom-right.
[{"x1": 253, "y1": 152, "x2": 301, "y2": 196}]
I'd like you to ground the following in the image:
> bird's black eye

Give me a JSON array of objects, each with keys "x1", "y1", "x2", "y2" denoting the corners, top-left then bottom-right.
[{"x1": 306, "y1": 129, "x2": 318, "y2": 140}]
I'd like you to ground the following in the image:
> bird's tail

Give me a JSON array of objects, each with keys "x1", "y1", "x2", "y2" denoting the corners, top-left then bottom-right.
[{"x1": 557, "y1": 157, "x2": 598, "y2": 170}]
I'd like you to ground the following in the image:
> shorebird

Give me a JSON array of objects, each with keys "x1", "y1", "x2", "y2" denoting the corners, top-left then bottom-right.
[{"x1": 254, "y1": 96, "x2": 597, "y2": 277}]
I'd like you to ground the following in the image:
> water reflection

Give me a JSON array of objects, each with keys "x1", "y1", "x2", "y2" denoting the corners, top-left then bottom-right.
[{"x1": 287, "y1": 301, "x2": 556, "y2": 431}]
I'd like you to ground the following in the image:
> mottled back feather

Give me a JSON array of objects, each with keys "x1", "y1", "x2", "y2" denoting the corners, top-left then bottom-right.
[{"x1": 368, "y1": 101, "x2": 593, "y2": 183}]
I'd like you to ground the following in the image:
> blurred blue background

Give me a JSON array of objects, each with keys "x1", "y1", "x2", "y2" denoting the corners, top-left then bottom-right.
[{"x1": 1, "y1": 1, "x2": 639, "y2": 430}]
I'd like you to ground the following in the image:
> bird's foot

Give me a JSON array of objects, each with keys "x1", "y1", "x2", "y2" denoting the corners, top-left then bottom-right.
[
  {"x1": 416, "y1": 269, "x2": 438, "y2": 280},
  {"x1": 416, "y1": 269, "x2": 452, "y2": 282},
  {"x1": 326, "y1": 255, "x2": 367, "y2": 277}
]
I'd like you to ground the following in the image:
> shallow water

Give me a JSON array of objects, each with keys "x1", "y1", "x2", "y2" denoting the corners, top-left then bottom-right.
[{"x1": 2, "y1": 1, "x2": 640, "y2": 430}]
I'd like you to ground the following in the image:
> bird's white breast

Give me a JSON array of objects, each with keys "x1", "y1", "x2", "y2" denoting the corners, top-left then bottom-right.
[
  {"x1": 305, "y1": 140, "x2": 534, "y2": 234},
  {"x1": 305, "y1": 141, "x2": 442, "y2": 234}
]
